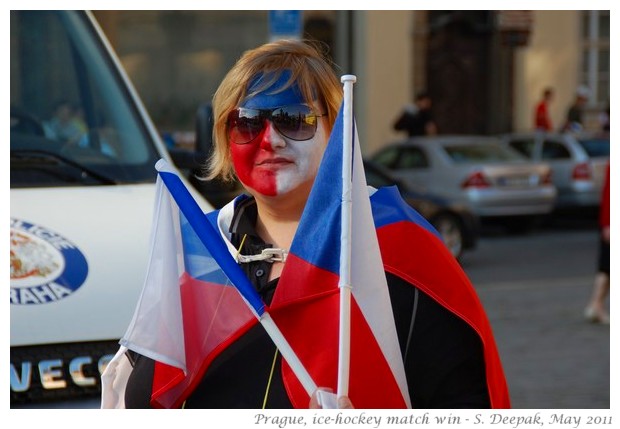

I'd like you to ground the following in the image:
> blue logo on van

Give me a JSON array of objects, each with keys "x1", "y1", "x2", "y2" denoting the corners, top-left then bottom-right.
[{"x1": 10, "y1": 218, "x2": 88, "y2": 305}]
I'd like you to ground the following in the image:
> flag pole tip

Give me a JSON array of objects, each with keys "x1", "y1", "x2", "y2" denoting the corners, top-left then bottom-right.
[
  {"x1": 155, "y1": 158, "x2": 167, "y2": 172},
  {"x1": 341, "y1": 75, "x2": 357, "y2": 84}
]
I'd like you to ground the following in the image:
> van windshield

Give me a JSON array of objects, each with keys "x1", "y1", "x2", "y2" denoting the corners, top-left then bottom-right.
[{"x1": 10, "y1": 11, "x2": 160, "y2": 187}]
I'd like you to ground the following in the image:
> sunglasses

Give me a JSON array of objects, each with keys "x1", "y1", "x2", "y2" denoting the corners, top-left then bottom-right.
[{"x1": 227, "y1": 104, "x2": 325, "y2": 144}]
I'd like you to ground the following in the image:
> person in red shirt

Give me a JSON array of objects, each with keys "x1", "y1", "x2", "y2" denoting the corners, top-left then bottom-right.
[
  {"x1": 584, "y1": 162, "x2": 610, "y2": 324},
  {"x1": 534, "y1": 87, "x2": 554, "y2": 131}
]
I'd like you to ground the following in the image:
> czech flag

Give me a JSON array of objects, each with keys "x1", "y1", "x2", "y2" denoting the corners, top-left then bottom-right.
[
  {"x1": 102, "y1": 160, "x2": 266, "y2": 408},
  {"x1": 256, "y1": 103, "x2": 509, "y2": 408}
]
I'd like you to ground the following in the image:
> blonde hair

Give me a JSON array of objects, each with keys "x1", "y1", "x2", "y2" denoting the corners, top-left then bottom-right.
[{"x1": 207, "y1": 39, "x2": 343, "y2": 182}]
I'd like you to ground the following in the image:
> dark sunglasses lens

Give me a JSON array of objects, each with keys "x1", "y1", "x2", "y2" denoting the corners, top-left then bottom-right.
[
  {"x1": 228, "y1": 109, "x2": 263, "y2": 144},
  {"x1": 272, "y1": 105, "x2": 318, "y2": 141}
]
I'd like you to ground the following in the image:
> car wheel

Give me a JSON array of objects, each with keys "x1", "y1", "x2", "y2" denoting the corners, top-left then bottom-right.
[{"x1": 431, "y1": 213, "x2": 464, "y2": 260}]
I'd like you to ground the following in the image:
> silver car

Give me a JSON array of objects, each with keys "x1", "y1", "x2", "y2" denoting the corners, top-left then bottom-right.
[
  {"x1": 500, "y1": 131, "x2": 609, "y2": 209},
  {"x1": 370, "y1": 135, "x2": 557, "y2": 227}
]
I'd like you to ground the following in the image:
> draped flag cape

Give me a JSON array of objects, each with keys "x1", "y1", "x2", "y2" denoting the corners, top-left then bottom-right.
[{"x1": 101, "y1": 104, "x2": 510, "y2": 409}]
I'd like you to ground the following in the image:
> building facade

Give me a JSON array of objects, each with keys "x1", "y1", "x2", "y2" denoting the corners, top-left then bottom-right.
[{"x1": 93, "y1": 10, "x2": 610, "y2": 156}]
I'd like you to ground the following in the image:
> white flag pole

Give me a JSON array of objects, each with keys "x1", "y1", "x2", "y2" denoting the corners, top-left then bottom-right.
[
  {"x1": 260, "y1": 313, "x2": 317, "y2": 396},
  {"x1": 338, "y1": 74, "x2": 357, "y2": 399}
]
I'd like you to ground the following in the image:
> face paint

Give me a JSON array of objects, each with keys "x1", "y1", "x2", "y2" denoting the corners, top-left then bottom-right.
[
  {"x1": 231, "y1": 71, "x2": 327, "y2": 197},
  {"x1": 231, "y1": 115, "x2": 328, "y2": 197},
  {"x1": 242, "y1": 70, "x2": 307, "y2": 109}
]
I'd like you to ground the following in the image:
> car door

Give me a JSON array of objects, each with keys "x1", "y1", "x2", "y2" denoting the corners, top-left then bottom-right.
[{"x1": 386, "y1": 145, "x2": 435, "y2": 194}]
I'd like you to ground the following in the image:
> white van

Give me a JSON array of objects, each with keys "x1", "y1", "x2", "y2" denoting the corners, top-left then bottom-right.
[{"x1": 10, "y1": 10, "x2": 213, "y2": 407}]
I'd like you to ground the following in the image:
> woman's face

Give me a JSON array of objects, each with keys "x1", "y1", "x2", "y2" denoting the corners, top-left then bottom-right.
[
  {"x1": 229, "y1": 75, "x2": 328, "y2": 197},
  {"x1": 230, "y1": 115, "x2": 328, "y2": 197}
]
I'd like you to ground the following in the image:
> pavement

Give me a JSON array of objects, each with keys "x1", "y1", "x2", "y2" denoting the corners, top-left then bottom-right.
[{"x1": 467, "y1": 221, "x2": 611, "y2": 410}]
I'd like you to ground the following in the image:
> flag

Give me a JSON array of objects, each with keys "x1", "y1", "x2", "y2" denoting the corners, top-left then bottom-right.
[
  {"x1": 262, "y1": 103, "x2": 510, "y2": 408},
  {"x1": 101, "y1": 160, "x2": 319, "y2": 409},
  {"x1": 101, "y1": 160, "x2": 263, "y2": 409},
  {"x1": 264, "y1": 105, "x2": 412, "y2": 408},
  {"x1": 370, "y1": 186, "x2": 511, "y2": 408}
]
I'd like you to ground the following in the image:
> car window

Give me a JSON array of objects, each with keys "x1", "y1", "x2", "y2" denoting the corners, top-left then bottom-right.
[
  {"x1": 443, "y1": 143, "x2": 523, "y2": 163},
  {"x1": 364, "y1": 166, "x2": 394, "y2": 188},
  {"x1": 395, "y1": 147, "x2": 429, "y2": 169},
  {"x1": 372, "y1": 147, "x2": 400, "y2": 169},
  {"x1": 542, "y1": 141, "x2": 571, "y2": 160},
  {"x1": 577, "y1": 137, "x2": 610, "y2": 158},
  {"x1": 509, "y1": 139, "x2": 535, "y2": 157},
  {"x1": 10, "y1": 11, "x2": 160, "y2": 188}
]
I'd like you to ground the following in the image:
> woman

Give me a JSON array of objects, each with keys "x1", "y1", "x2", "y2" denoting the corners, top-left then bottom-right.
[
  {"x1": 122, "y1": 39, "x2": 508, "y2": 409},
  {"x1": 584, "y1": 162, "x2": 610, "y2": 324}
]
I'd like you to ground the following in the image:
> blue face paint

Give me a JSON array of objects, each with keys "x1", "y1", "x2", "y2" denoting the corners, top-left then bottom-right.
[{"x1": 242, "y1": 70, "x2": 306, "y2": 109}]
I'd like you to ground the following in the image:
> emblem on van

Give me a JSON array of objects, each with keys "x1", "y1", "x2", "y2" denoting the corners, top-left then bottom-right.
[{"x1": 10, "y1": 218, "x2": 88, "y2": 305}]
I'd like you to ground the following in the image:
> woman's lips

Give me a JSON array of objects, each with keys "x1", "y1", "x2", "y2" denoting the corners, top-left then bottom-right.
[{"x1": 256, "y1": 157, "x2": 293, "y2": 166}]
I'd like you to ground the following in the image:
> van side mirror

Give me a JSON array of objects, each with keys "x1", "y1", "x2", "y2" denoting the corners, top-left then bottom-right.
[
  {"x1": 168, "y1": 103, "x2": 212, "y2": 171},
  {"x1": 171, "y1": 102, "x2": 243, "y2": 209}
]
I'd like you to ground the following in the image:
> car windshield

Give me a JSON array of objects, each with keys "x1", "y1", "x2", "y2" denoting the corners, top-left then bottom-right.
[
  {"x1": 577, "y1": 137, "x2": 610, "y2": 158},
  {"x1": 10, "y1": 11, "x2": 160, "y2": 188},
  {"x1": 443, "y1": 142, "x2": 525, "y2": 164}
]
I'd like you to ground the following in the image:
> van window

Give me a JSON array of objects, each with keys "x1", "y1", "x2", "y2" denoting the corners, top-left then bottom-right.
[{"x1": 10, "y1": 11, "x2": 160, "y2": 188}]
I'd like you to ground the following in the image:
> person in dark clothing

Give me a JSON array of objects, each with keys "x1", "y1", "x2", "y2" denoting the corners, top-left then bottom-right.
[
  {"x1": 584, "y1": 162, "x2": 610, "y2": 324},
  {"x1": 104, "y1": 40, "x2": 509, "y2": 409},
  {"x1": 393, "y1": 91, "x2": 438, "y2": 137},
  {"x1": 562, "y1": 86, "x2": 590, "y2": 132},
  {"x1": 123, "y1": 196, "x2": 493, "y2": 409}
]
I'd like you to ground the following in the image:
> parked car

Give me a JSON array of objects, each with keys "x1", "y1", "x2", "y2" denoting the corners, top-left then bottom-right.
[
  {"x1": 370, "y1": 135, "x2": 557, "y2": 231},
  {"x1": 364, "y1": 160, "x2": 478, "y2": 260},
  {"x1": 499, "y1": 131, "x2": 609, "y2": 210}
]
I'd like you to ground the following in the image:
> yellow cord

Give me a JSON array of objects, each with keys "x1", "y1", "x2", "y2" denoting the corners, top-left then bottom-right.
[
  {"x1": 238, "y1": 233, "x2": 279, "y2": 409},
  {"x1": 236, "y1": 234, "x2": 248, "y2": 258},
  {"x1": 237, "y1": 233, "x2": 279, "y2": 408},
  {"x1": 262, "y1": 347, "x2": 279, "y2": 409}
]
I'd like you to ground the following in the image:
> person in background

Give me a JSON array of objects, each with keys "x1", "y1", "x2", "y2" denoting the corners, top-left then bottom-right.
[
  {"x1": 534, "y1": 87, "x2": 554, "y2": 131},
  {"x1": 562, "y1": 86, "x2": 590, "y2": 132},
  {"x1": 44, "y1": 100, "x2": 85, "y2": 145},
  {"x1": 584, "y1": 162, "x2": 610, "y2": 324},
  {"x1": 393, "y1": 91, "x2": 438, "y2": 137}
]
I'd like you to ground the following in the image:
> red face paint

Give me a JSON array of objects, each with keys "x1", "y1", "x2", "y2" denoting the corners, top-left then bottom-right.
[{"x1": 231, "y1": 125, "x2": 279, "y2": 196}]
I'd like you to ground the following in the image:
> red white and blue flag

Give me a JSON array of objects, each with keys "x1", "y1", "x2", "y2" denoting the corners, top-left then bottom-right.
[
  {"x1": 101, "y1": 103, "x2": 510, "y2": 409},
  {"x1": 264, "y1": 105, "x2": 412, "y2": 408},
  {"x1": 101, "y1": 159, "x2": 265, "y2": 408}
]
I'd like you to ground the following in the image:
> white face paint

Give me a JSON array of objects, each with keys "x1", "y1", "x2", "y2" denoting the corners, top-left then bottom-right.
[{"x1": 274, "y1": 121, "x2": 328, "y2": 195}]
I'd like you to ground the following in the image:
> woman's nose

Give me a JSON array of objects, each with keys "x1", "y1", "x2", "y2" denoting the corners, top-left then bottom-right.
[{"x1": 259, "y1": 121, "x2": 286, "y2": 150}]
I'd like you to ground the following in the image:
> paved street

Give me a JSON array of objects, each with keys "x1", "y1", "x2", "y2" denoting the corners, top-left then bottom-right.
[{"x1": 461, "y1": 216, "x2": 610, "y2": 409}]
